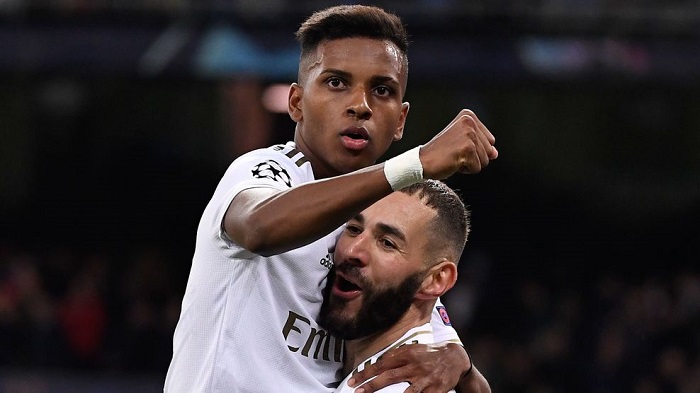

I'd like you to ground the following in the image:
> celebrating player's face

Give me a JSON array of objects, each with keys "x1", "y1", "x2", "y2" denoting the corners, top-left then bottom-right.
[
  {"x1": 320, "y1": 264, "x2": 424, "y2": 340},
  {"x1": 319, "y1": 192, "x2": 436, "y2": 339},
  {"x1": 288, "y1": 37, "x2": 410, "y2": 179}
]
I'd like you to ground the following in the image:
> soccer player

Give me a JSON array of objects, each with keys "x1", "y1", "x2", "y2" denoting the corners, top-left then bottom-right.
[
  {"x1": 164, "y1": 5, "x2": 497, "y2": 393},
  {"x1": 321, "y1": 180, "x2": 483, "y2": 393}
]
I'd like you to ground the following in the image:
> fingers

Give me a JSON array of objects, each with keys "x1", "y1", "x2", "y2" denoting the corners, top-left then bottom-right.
[
  {"x1": 464, "y1": 109, "x2": 495, "y2": 146},
  {"x1": 471, "y1": 115, "x2": 497, "y2": 160},
  {"x1": 348, "y1": 352, "x2": 411, "y2": 391},
  {"x1": 450, "y1": 109, "x2": 495, "y2": 145},
  {"x1": 348, "y1": 343, "x2": 460, "y2": 393},
  {"x1": 490, "y1": 145, "x2": 499, "y2": 160},
  {"x1": 457, "y1": 113, "x2": 492, "y2": 174},
  {"x1": 352, "y1": 371, "x2": 445, "y2": 393},
  {"x1": 420, "y1": 108, "x2": 498, "y2": 178},
  {"x1": 351, "y1": 368, "x2": 407, "y2": 393}
]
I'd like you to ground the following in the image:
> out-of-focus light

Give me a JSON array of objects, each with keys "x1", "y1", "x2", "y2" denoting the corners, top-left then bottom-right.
[{"x1": 262, "y1": 83, "x2": 291, "y2": 113}]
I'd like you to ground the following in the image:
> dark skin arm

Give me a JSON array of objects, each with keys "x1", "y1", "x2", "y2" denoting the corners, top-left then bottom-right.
[
  {"x1": 347, "y1": 343, "x2": 490, "y2": 393},
  {"x1": 225, "y1": 109, "x2": 497, "y2": 256},
  {"x1": 457, "y1": 367, "x2": 490, "y2": 393},
  {"x1": 225, "y1": 165, "x2": 392, "y2": 256}
]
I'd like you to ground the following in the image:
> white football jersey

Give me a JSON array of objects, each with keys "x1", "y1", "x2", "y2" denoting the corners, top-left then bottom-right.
[
  {"x1": 334, "y1": 323, "x2": 457, "y2": 393},
  {"x1": 164, "y1": 142, "x2": 461, "y2": 393}
]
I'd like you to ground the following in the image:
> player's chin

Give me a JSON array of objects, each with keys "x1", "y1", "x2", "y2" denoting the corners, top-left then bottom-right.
[{"x1": 337, "y1": 149, "x2": 377, "y2": 170}]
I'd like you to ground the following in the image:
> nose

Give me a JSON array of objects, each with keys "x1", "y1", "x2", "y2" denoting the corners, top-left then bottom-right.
[
  {"x1": 346, "y1": 87, "x2": 372, "y2": 120},
  {"x1": 338, "y1": 232, "x2": 370, "y2": 267}
]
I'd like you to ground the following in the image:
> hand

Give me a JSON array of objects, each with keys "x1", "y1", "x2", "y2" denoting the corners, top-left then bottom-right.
[
  {"x1": 347, "y1": 342, "x2": 470, "y2": 393},
  {"x1": 420, "y1": 109, "x2": 498, "y2": 179}
]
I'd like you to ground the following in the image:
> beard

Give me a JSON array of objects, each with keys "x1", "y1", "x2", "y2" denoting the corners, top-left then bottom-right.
[{"x1": 319, "y1": 264, "x2": 425, "y2": 341}]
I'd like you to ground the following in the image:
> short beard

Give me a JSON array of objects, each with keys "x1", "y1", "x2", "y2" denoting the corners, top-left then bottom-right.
[{"x1": 319, "y1": 266, "x2": 425, "y2": 341}]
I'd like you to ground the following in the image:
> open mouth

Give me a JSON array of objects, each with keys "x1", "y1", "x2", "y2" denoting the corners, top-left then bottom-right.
[
  {"x1": 339, "y1": 127, "x2": 370, "y2": 151},
  {"x1": 341, "y1": 126, "x2": 369, "y2": 140},
  {"x1": 337, "y1": 275, "x2": 361, "y2": 292},
  {"x1": 333, "y1": 271, "x2": 363, "y2": 298}
]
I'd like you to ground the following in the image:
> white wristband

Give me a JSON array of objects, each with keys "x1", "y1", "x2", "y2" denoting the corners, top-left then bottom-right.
[{"x1": 383, "y1": 145, "x2": 424, "y2": 191}]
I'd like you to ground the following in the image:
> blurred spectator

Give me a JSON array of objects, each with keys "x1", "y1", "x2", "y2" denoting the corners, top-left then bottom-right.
[
  {"x1": 0, "y1": 251, "x2": 61, "y2": 368},
  {"x1": 57, "y1": 256, "x2": 108, "y2": 369}
]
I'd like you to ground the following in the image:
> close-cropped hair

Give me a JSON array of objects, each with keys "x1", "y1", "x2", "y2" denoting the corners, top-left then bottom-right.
[
  {"x1": 295, "y1": 5, "x2": 409, "y2": 80},
  {"x1": 400, "y1": 180, "x2": 470, "y2": 263}
]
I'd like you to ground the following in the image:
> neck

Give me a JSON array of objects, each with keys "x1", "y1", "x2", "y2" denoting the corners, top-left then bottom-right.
[
  {"x1": 292, "y1": 130, "x2": 378, "y2": 179},
  {"x1": 293, "y1": 131, "x2": 338, "y2": 180},
  {"x1": 342, "y1": 304, "x2": 431, "y2": 376}
]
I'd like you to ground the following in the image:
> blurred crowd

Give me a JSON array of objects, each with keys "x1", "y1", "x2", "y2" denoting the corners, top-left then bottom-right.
[
  {"x1": 1, "y1": 240, "x2": 698, "y2": 392},
  {"x1": 456, "y1": 268, "x2": 700, "y2": 392},
  {"x1": 0, "y1": 242, "x2": 181, "y2": 376}
]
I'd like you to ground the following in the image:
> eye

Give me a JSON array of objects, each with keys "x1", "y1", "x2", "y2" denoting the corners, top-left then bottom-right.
[
  {"x1": 380, "y1": 237, "x2": 397, "y2": 250},
  {"x1": 374, "y1": 85, "x2": 392, "y2": 97},
  {"x1": 345, "y1": 224, "x2": 362, "y2": 236},
  {"x1": 326, "y1": 77, "x2": 346, "y2": 89}
]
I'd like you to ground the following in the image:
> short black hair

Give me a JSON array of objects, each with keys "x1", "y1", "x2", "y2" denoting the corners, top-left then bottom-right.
[
  {"x1": 400, "y1": 180, "x2": 470, "y2": 263},
  {"x1": 295, "y1": 5, "x2": 409, "y2": 83}
]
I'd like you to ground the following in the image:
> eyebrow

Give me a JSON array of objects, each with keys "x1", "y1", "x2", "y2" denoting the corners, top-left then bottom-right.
[
  {"x1": 370, "y1": 75, "x2": 400, "y2": 87},
  {"x1": 377, "y1": 223, "x2": 406, "y2": 243},
  {"x1": 352, "y1": 212, "x2": 406, "y2": 243},
  {"x1": 321, "y1": 68, "x2": 352, "y2": 79},
  {"x1": 321, "y1": 68, "x2": 400, "y2": 87}
]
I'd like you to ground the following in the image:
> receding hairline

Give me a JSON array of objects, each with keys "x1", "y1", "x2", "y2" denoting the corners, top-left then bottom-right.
[{"x1": 399, "y1": 181, "x2": 470, "y2": 265}]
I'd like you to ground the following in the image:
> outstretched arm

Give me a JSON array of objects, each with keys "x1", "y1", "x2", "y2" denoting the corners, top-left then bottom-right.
[
  {"x1": 345, "y1": 342, "x2": 489, "y2": 393},
  {"x1": 225, "y1": 109, "x2": 497, "y2": 256}
]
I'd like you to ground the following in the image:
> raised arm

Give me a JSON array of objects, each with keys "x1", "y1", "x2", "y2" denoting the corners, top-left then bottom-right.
[
  {"x1": 225, "y1": 165, "x2": 392, "y2": 256},
  {"x1": 225, "y1": 109, "x2": 497, "y2": 256}
]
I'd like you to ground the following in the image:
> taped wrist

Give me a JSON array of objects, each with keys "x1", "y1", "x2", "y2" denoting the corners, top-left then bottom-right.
[{"x1": 383, "y1": 145, "x2": 424, "y2": 191}]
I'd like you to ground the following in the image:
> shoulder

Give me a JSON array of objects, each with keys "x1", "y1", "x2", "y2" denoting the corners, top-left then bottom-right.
[
  {"x1": 225, "y1": 143, "x2": 314, "y2": 188},
  {"x1": 239, "y1": 143, "x2": 310, "y2": 170}
]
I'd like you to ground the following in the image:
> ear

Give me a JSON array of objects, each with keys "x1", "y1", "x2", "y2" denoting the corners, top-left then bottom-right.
[
  {"x1": 415, "y1": 261, "x2": 457, "y2": 300},
  {"x1": 393, "y1": 102, "x2": 410, "y2": 141},
  {"x1": 288, "y1": 83, "x2": 303, "y2": 122}
]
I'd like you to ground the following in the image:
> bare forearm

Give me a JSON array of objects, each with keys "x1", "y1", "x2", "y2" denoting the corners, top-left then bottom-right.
[
  {"x1": 456, "y1": 367, "x2": 490, "y2": 393},
  {"x1": 225, "y1": 107, "x2": 499, "y2": 256},
  {"x1": 225, "y1": 164, "x2": 392, "y2": 255}
]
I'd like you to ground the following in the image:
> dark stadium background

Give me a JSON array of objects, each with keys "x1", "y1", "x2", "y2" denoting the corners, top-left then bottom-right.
[{"x1": 1, "y1": 1, "x2": 698, "y2": 392}]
